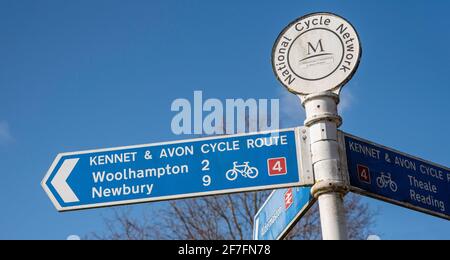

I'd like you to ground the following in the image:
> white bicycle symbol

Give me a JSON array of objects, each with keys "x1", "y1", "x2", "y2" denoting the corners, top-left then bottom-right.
[
  {"x1": 226, "y1": 161, "x2": 259, "y2": 181},
  {"x1": 376, "y1": 172, "x2": 398, "y2": 192}
]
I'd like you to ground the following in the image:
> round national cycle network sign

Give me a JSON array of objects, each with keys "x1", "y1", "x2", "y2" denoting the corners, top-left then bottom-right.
[{"x1": 272, "y1": 12, "x2": 362, "y2": 95}]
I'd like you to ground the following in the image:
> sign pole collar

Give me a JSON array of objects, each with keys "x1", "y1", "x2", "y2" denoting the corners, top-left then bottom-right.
[{"x1": 301, "y1": 92, "x2": 342, "y2": 127}]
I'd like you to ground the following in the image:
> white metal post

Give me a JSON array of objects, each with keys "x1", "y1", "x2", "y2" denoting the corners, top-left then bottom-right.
[
  {"x1": 271, "y1": 12, "x2": 361, "y2": 240},
  {"x1": 301, "y1": 91, "x2": 348, "y2": 240}
]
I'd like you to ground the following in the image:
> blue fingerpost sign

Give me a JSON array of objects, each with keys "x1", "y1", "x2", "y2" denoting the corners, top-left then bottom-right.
[
  {"x1": 42, "y1": 128, "x2": 309, "y2": 211},
  {"x1": 341, "y1": 131, "x2": 450, "y2": 220},
  {"x1": 253, "y1": 187, "x2": 315, "y2": 240}
]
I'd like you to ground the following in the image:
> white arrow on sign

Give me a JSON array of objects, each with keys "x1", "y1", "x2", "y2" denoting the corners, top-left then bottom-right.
[{"x1": 50, "y1": 158, "x2": 80, "y2": 203}]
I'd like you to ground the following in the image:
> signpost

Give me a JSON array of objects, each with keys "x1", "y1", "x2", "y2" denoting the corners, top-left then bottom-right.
[
  {"x1": 339, "y1": 131, "x2": 450, "y2": 220},
  {"x1": 271, "y1": 12, "x2": 362, "y2": 240},
  {"x1": 253, "y1": 187, "x2": 315, "y2": 240},
  {"x1": 42, "y1": 10, "x2": 449, "y2": 240},
  {"x1": 42, "y1": 128, "x2": 313, "y2": 211}
]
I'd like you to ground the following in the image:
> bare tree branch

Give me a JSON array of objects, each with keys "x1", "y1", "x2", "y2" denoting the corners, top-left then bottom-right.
[{"x1": 92, "y1": 191, "x2": 376, "y2": 240}]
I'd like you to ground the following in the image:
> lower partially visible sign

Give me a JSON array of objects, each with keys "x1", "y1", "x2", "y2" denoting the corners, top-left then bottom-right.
[
  {"x1": 340, "y1": 131, "x2": 450, "y2": 220},
  {"x1": 253, "y1": 187, "x2": 315, "y2": 240}
]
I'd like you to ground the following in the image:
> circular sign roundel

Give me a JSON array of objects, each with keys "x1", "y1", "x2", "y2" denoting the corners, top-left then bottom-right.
[{"x1": 272, "y1": 12, "x2": 361, "y2": 95}]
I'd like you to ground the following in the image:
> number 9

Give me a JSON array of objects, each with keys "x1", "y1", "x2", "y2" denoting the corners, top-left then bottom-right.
[{"x1": 202, "y1": 175, "x2": 211, "y2": 187}]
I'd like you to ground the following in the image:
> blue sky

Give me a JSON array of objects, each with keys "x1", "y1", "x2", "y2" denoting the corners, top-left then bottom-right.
[{"x1": 1, "y1": 0, "x2": 449, "y2": 239}]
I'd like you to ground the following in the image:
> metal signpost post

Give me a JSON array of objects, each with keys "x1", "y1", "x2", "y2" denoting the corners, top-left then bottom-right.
[
  {"x1": 42, "y1": 128, "x2": 313, "y2": 211},
  {"x1": 253, "y1": 186, "x2": 315, "y2": 240},
  {"x1": 272, "y1": 12, "x2": 362, "y2": 240},
  {"x1": 339, "y1": 131, "x2": 450, "y2": 220}
]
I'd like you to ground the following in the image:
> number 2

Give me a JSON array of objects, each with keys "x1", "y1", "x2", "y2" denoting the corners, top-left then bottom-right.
[{"x1": 202, "y1": 160, "x2": 210, "y2": 171}]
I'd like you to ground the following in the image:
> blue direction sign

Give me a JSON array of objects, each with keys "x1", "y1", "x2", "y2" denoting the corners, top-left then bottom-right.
[
  {"x1": 253, "y1": 187, "x2": 314, "y2": 240},
  {"x1": 42, "y1": 128, "x2": 310, "y2": 211},
  {"x1": 341, "y1": 132, "x2": 450, "y2": 220}
]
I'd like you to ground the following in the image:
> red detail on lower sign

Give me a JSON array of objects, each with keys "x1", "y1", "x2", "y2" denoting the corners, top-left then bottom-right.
[
  {"x1": 267, "y1": 157, "x2": 287, "y2": 176},
  {"x1": 357, "y1": 164, "x2": 371, "y2": 184},
  {"x1": 284, "y1": 188, "x2": 294, "y2": 209}
]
